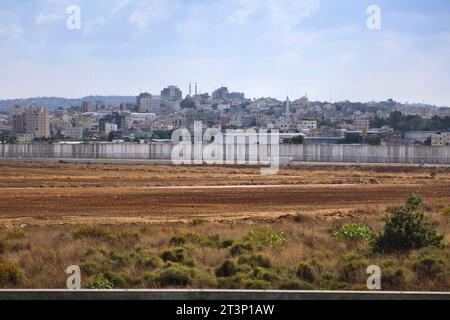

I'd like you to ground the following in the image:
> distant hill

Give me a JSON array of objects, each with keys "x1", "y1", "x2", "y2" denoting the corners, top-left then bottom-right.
[{"x1": 0, "y1": 96, "x2": 137, "y2": 112}]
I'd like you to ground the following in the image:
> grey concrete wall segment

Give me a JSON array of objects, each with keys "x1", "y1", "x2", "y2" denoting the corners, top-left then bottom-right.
[
  {"x1": 1, "y1": 143, "x2": 450, "y2": 164},
  {"x1": 0, "y1": 290, "x2": 449, "y2": 301}
]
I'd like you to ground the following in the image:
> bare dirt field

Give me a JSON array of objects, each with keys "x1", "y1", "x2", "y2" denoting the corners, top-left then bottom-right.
[{"x1": 1, "y1": 161, "x2": 450, "y2": 226}]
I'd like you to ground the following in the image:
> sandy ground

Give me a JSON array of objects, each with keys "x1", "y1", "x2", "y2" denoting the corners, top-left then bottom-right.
[{"x1": 1, "y1": 161, "x2": 450, "y2": 226}]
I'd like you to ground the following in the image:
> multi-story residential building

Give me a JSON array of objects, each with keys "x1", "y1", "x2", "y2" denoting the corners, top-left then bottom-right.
[
  {"x1": 354, "y1": 117, "x2": 370, "y2": 131},
  {"x1": 161, "y1": 86, "x2": 183, "y2": 102},
  {"x1": 104, "y1": 123, "x2": 118, "y2": 136},
  {"x1": 212, "y1": 87, "x2": 229, "y2": 100},
  {"x1": 83, "y1": 101, "x2": 95, "y2": 113},
  {"x1": 431, "y1": 132, "x2": 450, "y2": 146},
  {"x1": 11, "y1": 106, "x2": 50, "y2": 138},
  {"x1": 297, "y1": 119, "x2": 317, "y2": 131},
  {"x1": 137, "y1": 93, "x2": 162, "y2": 113},
  {"x1": 65, "y1": 126, "x2": 84, "y2": 140}
]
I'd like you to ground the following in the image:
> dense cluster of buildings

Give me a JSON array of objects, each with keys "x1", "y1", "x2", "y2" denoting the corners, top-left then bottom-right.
[{"x1": 1, "y1": 84, "x2": 450, "y2": 147}]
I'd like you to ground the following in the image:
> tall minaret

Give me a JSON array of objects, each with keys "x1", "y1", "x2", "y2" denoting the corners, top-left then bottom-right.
[
  {"x1": 189, "y1": 82, "x2": 192, "y2": 96},
  {"x1": 195, "y1": 82, "x2": 198, "y2": 96},
  {"x1": 286, "y1": 96, "x2": 290, "y2": 116}
]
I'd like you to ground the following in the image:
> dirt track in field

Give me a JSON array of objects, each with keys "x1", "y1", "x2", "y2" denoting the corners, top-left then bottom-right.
[{"x1": 1, "y1": 161, "x2": 450, "y2": 225}]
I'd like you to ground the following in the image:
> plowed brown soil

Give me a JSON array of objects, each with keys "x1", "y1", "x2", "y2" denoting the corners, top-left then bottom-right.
[{"x1": 1, "y1": 161, "x2": 450, "y2": 225}]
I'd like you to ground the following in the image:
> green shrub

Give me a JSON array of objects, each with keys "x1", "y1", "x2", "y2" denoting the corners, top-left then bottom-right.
[
  {"x1": 373, "y1": 204, "x2": 443, "y2": 253},
  {"x1": 80, "y1": 261, "x2": 102, "y2": 275},
  {"x1": 219, "y1": 239, "x2": 234, "y2": 249},
  {"x1": 191, "y1": 219, "x2": 206, "y2": 226},
  {"x1": 160, "y1": 248, "x2": 189, "y2": 264},
  {"x1": 216, "y1": 260, "x2": 239, "y2": 278},
  {"x1": 0, "y1": 240, "x2": 9, "y2": 254},
  {"x1": 238, "y1": 255, "x2": 272, "y2": 269},
  {"x1": 5, "y1": 229, "x2": 28, "y2": 240},
  {"x1": 332, "y1": 224, "x2": 373, "y2": 242},
  {"x1": 73, "y1": 226, "x2": 139, "y2": 243},
  {"x1": 279, "y1": 280, "x2": 315, "y2": 290},
  {"x1": 154, "y1": 265, "x2": 194, "y2": 287},
  {"x1": 170, "y1": 236, "x2": 187, "y2": 246},
  {"x1": 441, "y1": 207, "x2": 450, "y2": 217},
  {"x1": 382, "y1": 268, "x2": 407, "y2": 290},
  {"x1": 244, "y1": 279, "x2": 271, "y2": 290},
  {"x1": 0, "y1": 262, "x2": 23, "y2": 285},
  {"x1": 73, "y1": 225, "x2": 114, "y2": 241},
  {"x1": 296, "y1": 263, "x2": 316, "y2": 282},
  {"x1": 338, "y1": 260, "x2": 367, "y2": 284},
  {"x1": 115, "y1": 231, "x2": 141, "y2": 242},
  {"x1": 406, "y1": 193, "x2": 424, "y2": 209},
  {"x1": 243, "y1": 226, "x2": 287, "y2": 249},
  {"x1": 255, "y1": 267, "x2": 279, "y2": 282},
  {"x1": 85, "y1": 276, "x2": 114, "y2": 289},
  {"x1": 139, "y1": 255, "x2": 163, "y2": 270},
  {"x1": 103, "y1": 271, "x2": 126, "y2": 287},
  {"x1": 230, "y1": 242, "x2": 253, "y2": 256},
  {"x1": 413, "y1": 257, "x2": 445, "y2": 280}
]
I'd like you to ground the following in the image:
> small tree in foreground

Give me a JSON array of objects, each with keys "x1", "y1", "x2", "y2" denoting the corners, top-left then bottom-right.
[{"x1": 373, "y1": 194, "x2": 443, "y2": 254}]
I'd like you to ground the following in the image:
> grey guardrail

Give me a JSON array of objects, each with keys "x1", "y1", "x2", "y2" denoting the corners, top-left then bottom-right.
[{"x1": 0, "y1": 290, "x2": 449, "y2": 300}]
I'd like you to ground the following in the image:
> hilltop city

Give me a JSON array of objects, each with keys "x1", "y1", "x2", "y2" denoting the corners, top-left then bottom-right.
[{"x1": 1, "y1": 84, "x2": 450, "y2": 147}]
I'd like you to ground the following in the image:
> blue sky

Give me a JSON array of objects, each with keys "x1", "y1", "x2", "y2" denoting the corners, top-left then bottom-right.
[{"x1": 0, "y1": 0, "x2": 449, "y2": 105}]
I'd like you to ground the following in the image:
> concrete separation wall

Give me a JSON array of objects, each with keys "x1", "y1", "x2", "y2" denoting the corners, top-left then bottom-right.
[{"x1": 1, "y1": 143, "x2": 450, "y2": 164}]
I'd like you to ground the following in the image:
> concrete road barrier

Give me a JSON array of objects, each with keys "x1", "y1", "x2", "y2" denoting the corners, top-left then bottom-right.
[{"x1": 0, "y1": 290, "x2": 449, "y2": 300}]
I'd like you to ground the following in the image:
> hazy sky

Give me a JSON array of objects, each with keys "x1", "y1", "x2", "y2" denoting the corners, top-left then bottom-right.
[{"x1": 0, "y1": 0, "x2": 449, "y2": 105}]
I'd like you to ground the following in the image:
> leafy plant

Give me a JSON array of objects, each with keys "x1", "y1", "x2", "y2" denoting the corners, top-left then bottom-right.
[
  {"x1": 332, "y1": 224, "x2": 373, "y2": 242},
  {"x1": 85, "y1": 276, "x2": 114, "y2": 289},
  {"x1": 243, "y1": 226, "x2": 287, "y2": 249},
  {"x1": 373, "y1": 196, "x2": 443, "y2": 253},
  {"x1": 0, "y1": 262, "x2": 23, "y2": 285},
  {"x1": 215, "y1": 260, "x2": 239, "y2": 278}
]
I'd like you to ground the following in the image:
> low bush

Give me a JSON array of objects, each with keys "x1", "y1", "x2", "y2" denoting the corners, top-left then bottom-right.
[
  {"x1": 244, "y1": 279, "x2": 272, "y2": 290},
  {"x1": 160, "y1": 248, "x2": 190, "y2": 264},
  {"x1": 170, "y1": 236, "x2": 187, "y2": 246},
  {"x1": 85, "y1": 276, "x2": 115, "y2": 289},
  {"x1": 441, "y1": 207, "x2": 450, "y2": 217},
  {"x1": 243, "y1": 226, "x2": 287, "y2": 249},
  {"x1": 412, "y1": 257, "x2": 445, "y2": 280},
  {"x1": 73, "y1": 226, "x2": 140, "y2": 243},
  {"x1": 296, "y1": 263, "x2": 316, "y2": 283},
  {"x1": 230, "y1": 242, "x2": 253, "y2": 256},
  {"x1": 0, "y1": 262, "x2": 23, "y2": 285},
  {"x1": 238, "y1": 255, "x2": 272, "y2": 269},
  {"x1": 73, "y1": 225, "x2": 114, "y2": 241},
  {"x1": 279, "y1": 280, "x2": 315, "y2": 290},
  {"x1": 215, "y1": 260, "x2": 239, "y2": 278},
  {"x1": 332, "y1": 224, "x2": 373, "y2": 242},
  {"x1": 138, "y1": 255, "x2": 163, "y2": 270},
  {"x1": 0, "y1": 240, "x2": 9, "y2": 254},
  {"x1": 153, "y1": 265, "x2": 194, "y2": 287},
  {"x1": 80, "y1": 261, "x2": 102, "y2": 275},
  {"x1": 382, "y1": 268, "x2": 407, "y2": 290},
  {"x1": 5, "y1": 229, "x2": 28, "y2": 240}
]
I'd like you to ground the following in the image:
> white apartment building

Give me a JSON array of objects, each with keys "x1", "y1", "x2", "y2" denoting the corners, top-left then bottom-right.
[
  {"x1": 104, "y1": 123, "x2": 118, "y2": 136},
  {"x1": 65, "y1": 126, "x2": 84, "y2": 140},
  {"x1": 431, "y1": 132, "x2": 450, "y2": 146}
]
